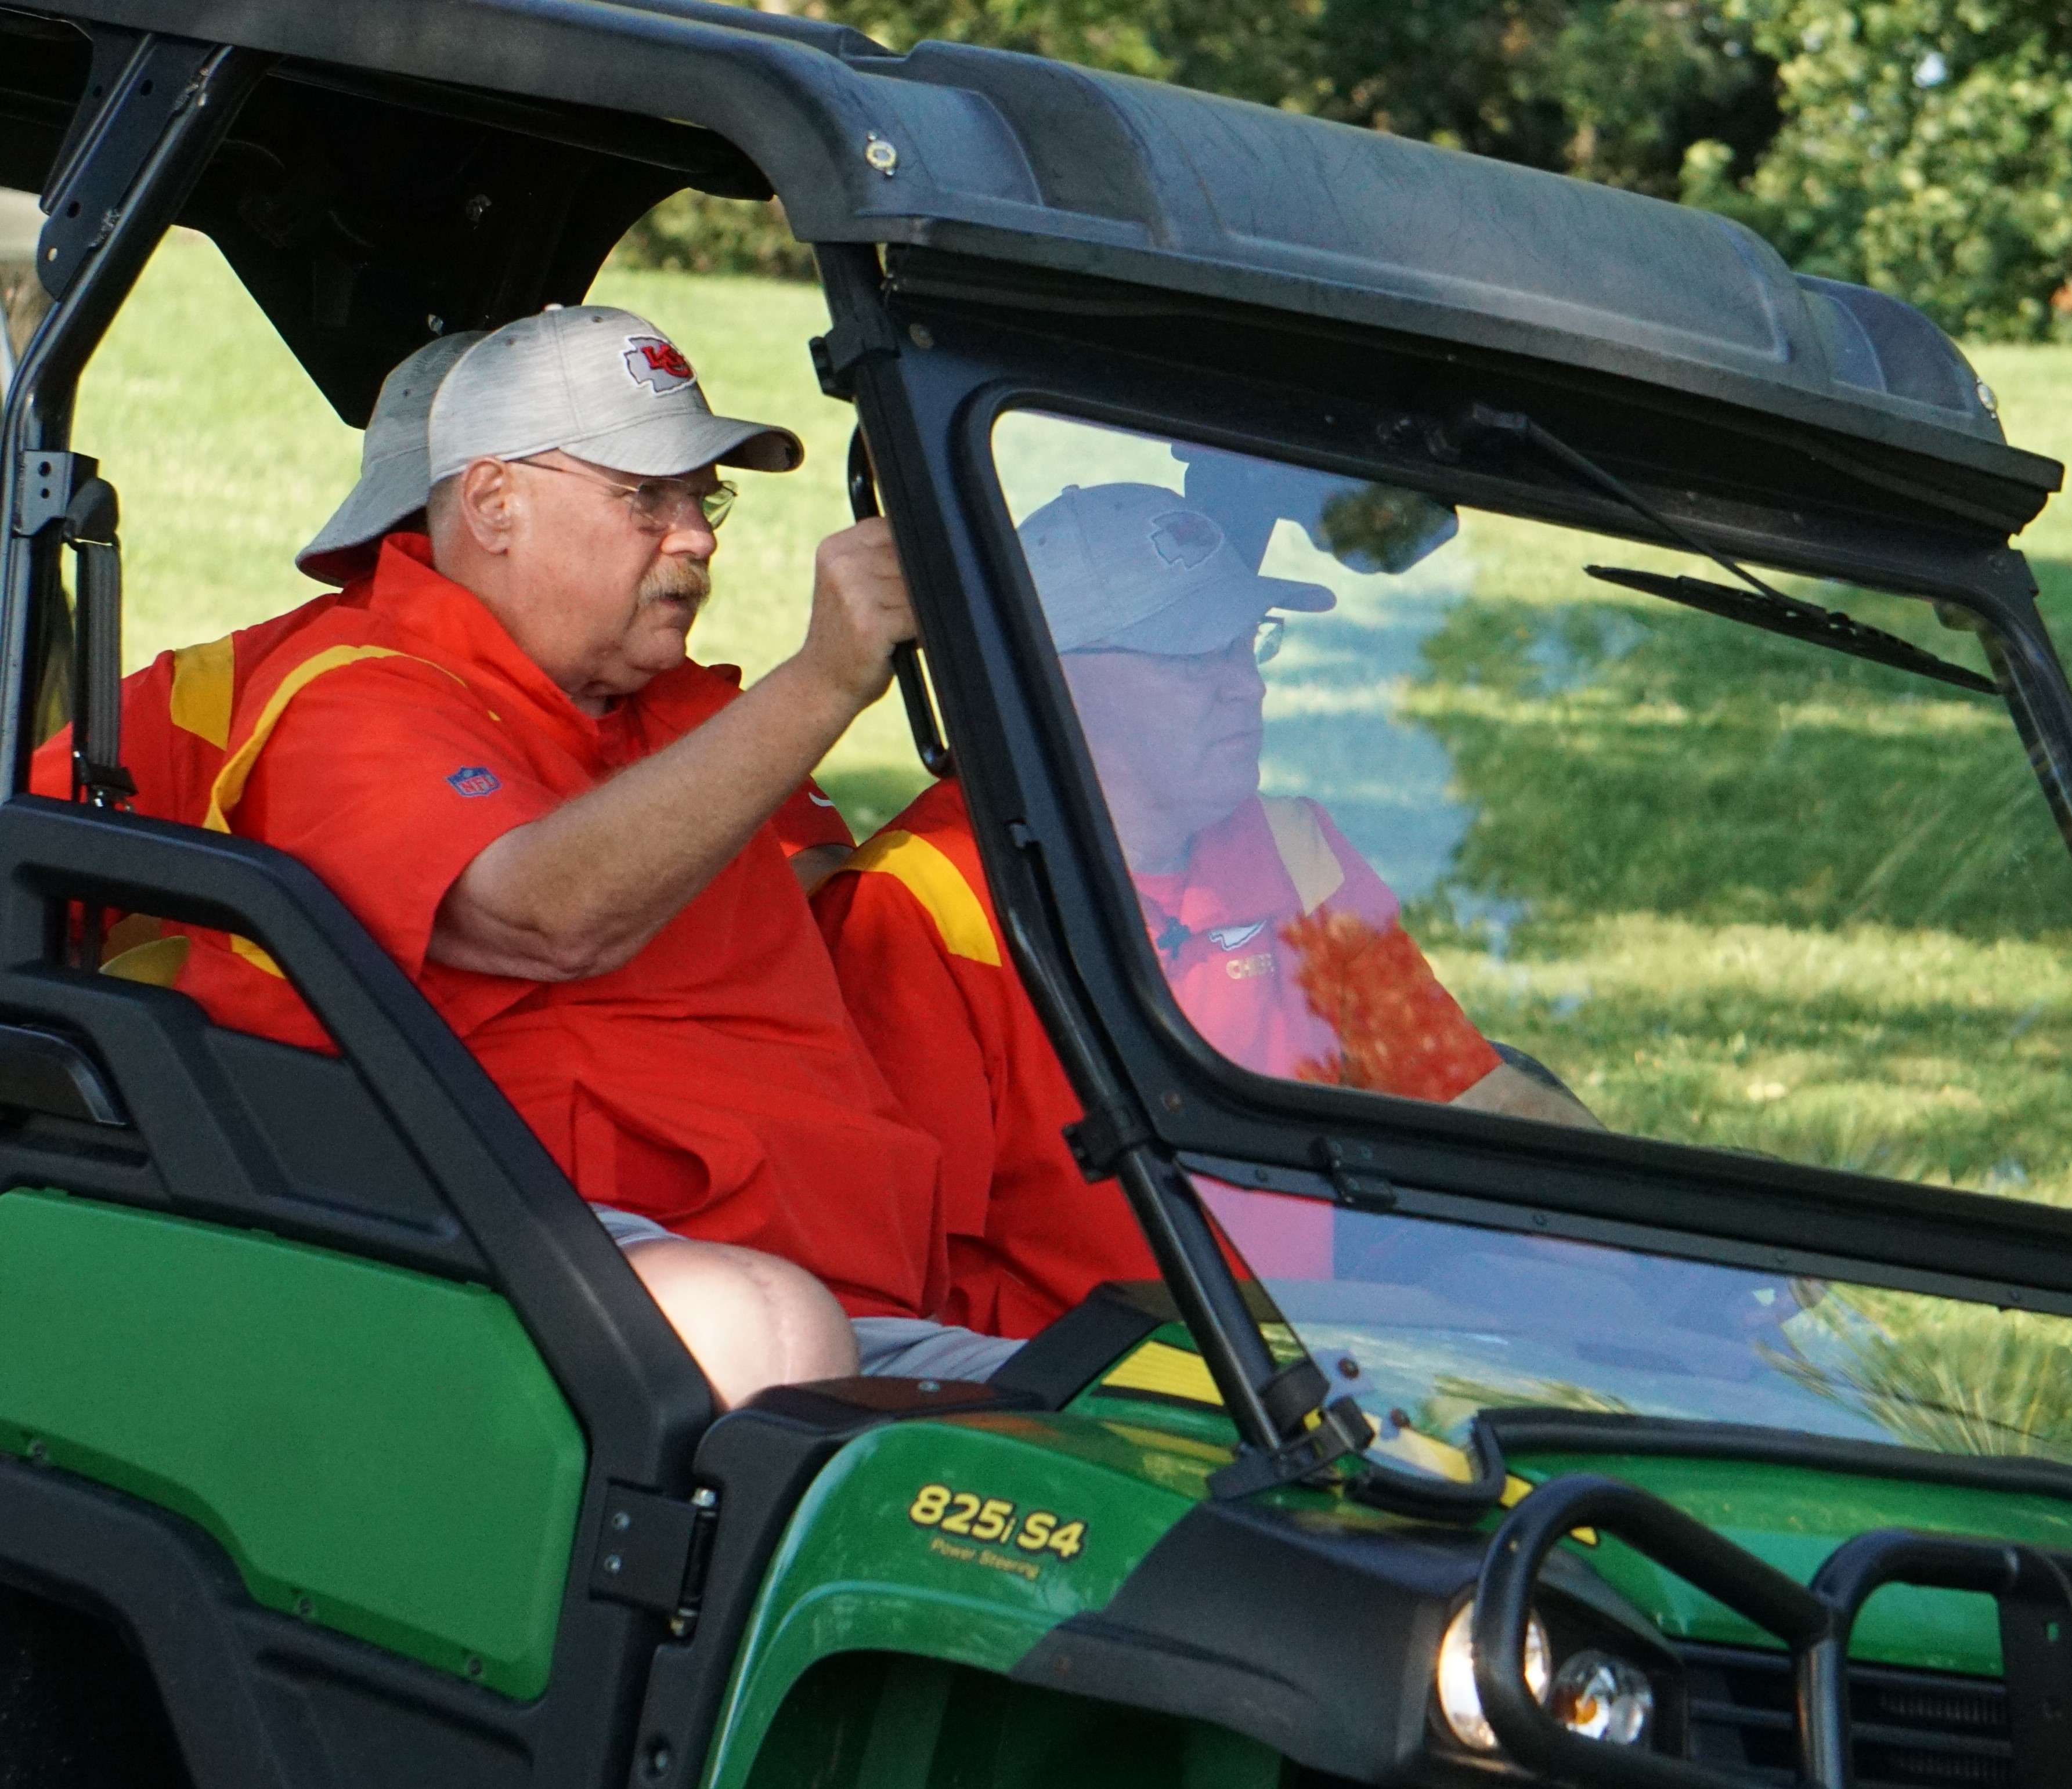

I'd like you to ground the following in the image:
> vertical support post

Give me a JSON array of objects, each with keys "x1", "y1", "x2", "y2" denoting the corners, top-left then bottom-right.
[{"x1": 1, "y1": 39, "x2": 263, "y2": 793}]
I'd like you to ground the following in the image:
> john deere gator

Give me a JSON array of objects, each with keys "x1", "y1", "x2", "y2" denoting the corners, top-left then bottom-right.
[{"x1": 4, "y1": 5, "x2": 2072, "y2": 1787}]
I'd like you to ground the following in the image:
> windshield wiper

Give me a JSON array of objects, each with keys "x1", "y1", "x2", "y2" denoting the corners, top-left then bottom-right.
[
  {"x1": 1453, "y1": 404, "x2": 1997, "y2": 696},
  {"x1": 1585, "y1": 565, "x2": 1995, "y2": 694}
]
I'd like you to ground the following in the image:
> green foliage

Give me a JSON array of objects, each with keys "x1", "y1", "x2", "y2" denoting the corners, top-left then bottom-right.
[
  {"x1": 612, "y1": 192, "x2": 816, "y2": 283},
  {"x1": 1681, "y1": 0, "x2": 2072, "y2": 339},
  {"x1": 806, "y1": 0, "x2": 1326, "y2": 107},
  {"x1": 1314, "y1": 0, "x2": 1778, "y2": 198},
  {"x1": 614, "y1": 0, "x2": 1327, "y2": 274},
  {"x1": 617, "y1": 0, "x2": 2072, "y2": 339}
]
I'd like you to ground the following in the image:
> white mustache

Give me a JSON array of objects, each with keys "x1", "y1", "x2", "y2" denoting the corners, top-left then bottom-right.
[{"x1": 640, "y1": 558, "x2": 710, "y2": 610}]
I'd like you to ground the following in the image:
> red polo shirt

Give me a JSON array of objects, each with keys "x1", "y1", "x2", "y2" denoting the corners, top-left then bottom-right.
[
  {"x1": 28, "y1": 570, "x2": 852, "y2": 859},
  {"x1": 814, "y1": 778, "x2": 1496, "y2": 1335},
  {"x1": 171, "y1": 534, "x2": 941, "y2": 1320}
]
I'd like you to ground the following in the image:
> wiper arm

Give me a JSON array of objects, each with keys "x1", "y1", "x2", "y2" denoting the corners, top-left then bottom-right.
[
  {"x1": 1453, "y1": 404, "x2": 1997, "y2": 696},
  {"x1": 1586, "y1": 565, "x2": 1995, "y2": 695}
]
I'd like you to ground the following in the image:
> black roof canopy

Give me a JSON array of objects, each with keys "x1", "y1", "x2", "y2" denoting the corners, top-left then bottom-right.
[{"x1": 1, "y1": 0, "x2": 2060, "y2": 526}]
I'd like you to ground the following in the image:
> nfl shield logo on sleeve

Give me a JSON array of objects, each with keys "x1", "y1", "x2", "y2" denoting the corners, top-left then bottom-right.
[{"x1": 447, "y1": 766, "x2": 501, "y2": 798}]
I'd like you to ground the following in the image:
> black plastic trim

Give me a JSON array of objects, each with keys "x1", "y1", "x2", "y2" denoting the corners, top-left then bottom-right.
[
  {"x1": 988, "y1": 1280, "x2": 1169, "y2": 1410},
  {"x1": 0, "y1": 1018, "x2": 124, "y2": 1122},
  {"x1": 1017, "y1": 1491, "x2": 1669, "y2": 1783},
  {"x1": 1487, "y1": 1408, "x2": 2072, "y2": 1504}
]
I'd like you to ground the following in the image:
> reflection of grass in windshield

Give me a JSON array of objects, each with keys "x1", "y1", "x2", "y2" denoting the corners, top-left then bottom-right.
[
  {"x1": 1406, "y1": 597, "x2": 2063, "y2": 938},
  {"x1": 1759, "y1": 1288, "x2": 2072, "y2": 1461},
  {"x1": 1383, "y1": 567, "x2": 2072, "y2": 1201},
  {"x1": 1416, "y1": 1374, "x2": 1638, "y2": 1442},
  {"x1": 1427, "y1": 915, "x2": 2072, "y2": 1198}
]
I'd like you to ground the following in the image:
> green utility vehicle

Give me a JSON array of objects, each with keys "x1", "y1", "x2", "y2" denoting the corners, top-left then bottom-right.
[{"x1": 8, "y1": 6, "x2": 2072, "y2": 1787}]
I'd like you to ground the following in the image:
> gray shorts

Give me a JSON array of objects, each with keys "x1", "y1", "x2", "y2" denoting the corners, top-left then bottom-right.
[{"x1": 591, "y1": 1203, "x2": 1022, "y2": 1383}]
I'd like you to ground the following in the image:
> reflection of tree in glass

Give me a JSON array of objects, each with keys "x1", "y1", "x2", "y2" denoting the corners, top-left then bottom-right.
[
  {"x1": 1283, "y1": 909, "x2": 1496, "y2": 1100},
  {"x1": 1316, "y1": 483, "x2": 1459, "y2": 575},
  {"x1": 1759, "y1": 1289, "x2": 2072, "y2": 1462},
  {"x1": 1417, "y1": 1374, "x2": 1638, "y2": 1442}
]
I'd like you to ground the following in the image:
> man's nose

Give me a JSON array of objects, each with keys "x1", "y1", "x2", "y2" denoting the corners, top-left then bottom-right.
[{"x1": 657, "y1": 514, "x2": 717, "y2": 558}]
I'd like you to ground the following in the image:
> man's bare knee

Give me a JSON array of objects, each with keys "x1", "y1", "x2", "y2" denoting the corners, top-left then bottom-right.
[{"x1": 622, "y1": 1237, "x2": 858, "y2": 1408}]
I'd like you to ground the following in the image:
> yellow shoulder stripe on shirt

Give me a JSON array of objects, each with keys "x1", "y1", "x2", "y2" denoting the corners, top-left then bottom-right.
[
  {"x1": 168, "y1": 633, "x2": 237, "y2": 749},
  {"x1": 203, "y1": 644, "x2": 463, "y2": 833},
  {"x1": 200, "y1": 644, "x2": 467, "y2": 981},
  {"x1": 1260, "y1": 796, "x2": 1343, "y2": 915},
  {"x1": 847, "y1": 829, "x2": 1001, "y2": 966}
]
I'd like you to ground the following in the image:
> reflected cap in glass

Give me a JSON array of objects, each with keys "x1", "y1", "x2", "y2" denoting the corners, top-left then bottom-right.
[
  {"x1": 428, "y1": 305, "x2": 804, "y2": 485},
  {"x1": 1021, "y1": 481, "x2": 1334, "y2": 655},
  {"x1": 296, "y1": 328, "x2": 485, "y2": 586}
]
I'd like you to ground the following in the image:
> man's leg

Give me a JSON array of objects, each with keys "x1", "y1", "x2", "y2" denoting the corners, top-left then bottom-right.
[{"x1": 593, "y1": 1205, "x2": 859, "y2": 1407}]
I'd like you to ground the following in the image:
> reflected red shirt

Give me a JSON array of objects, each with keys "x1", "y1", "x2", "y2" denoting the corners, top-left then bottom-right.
[{"x1": 815, "y1": 778, "x2": 1496, "y2": 1335}]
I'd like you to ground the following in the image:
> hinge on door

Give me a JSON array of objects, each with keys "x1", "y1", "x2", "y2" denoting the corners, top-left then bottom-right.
[
  {"x1": 13, "y1": 450, "x2": 95, "y2": 537},
  {"x1": 809, "y1": 309, "x2": 901, "y2": 400},
  {"x1": 809, "y1": 242, "x2": 901, "y2": 400},
  {"x1": 589, "y1": 1484, "x2": 720, "y2": 1639},
  {"x1": 1062, "y1": 1098, "x2": 1154, "y2": 1181}
]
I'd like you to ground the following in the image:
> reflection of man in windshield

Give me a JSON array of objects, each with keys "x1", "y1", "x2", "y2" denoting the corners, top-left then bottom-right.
[
  {"x1": 815, "y1": 482, "x2": 1594, "y2": 1339},
  {"x1": 1040, "y1": 482, "x2": 1514, "y2": 1098}
]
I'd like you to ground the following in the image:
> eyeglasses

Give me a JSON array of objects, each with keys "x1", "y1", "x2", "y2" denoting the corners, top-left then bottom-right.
[
  {"x1": 1073, "y1": 616, "x2": 1286, "y2": 670},
  {"x1": 518, "y1": 457, "x2": 736, "y2": 534}
]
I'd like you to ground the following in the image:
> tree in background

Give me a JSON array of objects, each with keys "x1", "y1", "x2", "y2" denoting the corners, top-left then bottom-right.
[
  {"x1": 614, "y1": 0, "x2": 2072, "y2": 341},
  {"x1": 1682, "y1": 0, "x2": 2072, "y2": 339},
  {"x1": 614, "y1": 193, "x2": 816, "y2": 283},
  {"x1": 612, "y1": 0, "x2": 1326, "y2": 279},
  {"x1": 1313, "y1": 0, "x2": 1777, "y2": 199}
]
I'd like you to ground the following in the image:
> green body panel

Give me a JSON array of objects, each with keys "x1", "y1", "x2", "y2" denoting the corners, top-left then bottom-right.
[
  {"x1": 701, "y1": 1410, "x2": 1222, "y2": 1789},
  {"x1": 698, "y1": 1324, "x2": 2070, "y2": 1784},
  {"x1": 0, "y1": 1189, "x2": 586, "y2": 1697},
  {"x1": 1508, "y1": 1451, "x2": 2072, "y2": 1676}
]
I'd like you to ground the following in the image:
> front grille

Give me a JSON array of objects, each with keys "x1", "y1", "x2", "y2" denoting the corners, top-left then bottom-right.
[{"x1": 1681, "y1": 1642, "x2": 2012, "y2": 1789}]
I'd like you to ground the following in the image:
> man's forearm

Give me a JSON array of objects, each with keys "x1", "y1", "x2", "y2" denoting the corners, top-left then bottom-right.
[{"x1": 431, "y1": 656, "x2": 857, "y2": 978}]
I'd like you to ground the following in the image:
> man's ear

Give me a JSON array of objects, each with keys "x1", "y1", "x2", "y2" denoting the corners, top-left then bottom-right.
[{"x1": 454, "y1": 458, "x2": 517, "y2": 555}]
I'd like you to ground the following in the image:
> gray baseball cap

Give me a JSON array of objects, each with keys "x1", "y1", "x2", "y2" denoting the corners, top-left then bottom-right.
[
  {"x1": 1021, "y1": 482, "x2": 1334, "y2": 655},
  {"x1": 296, "y1": 330, "x2": 486, "y2": 586},
  {"x1": 428, "y1": 305, "x2": 803, "y2": 485}
]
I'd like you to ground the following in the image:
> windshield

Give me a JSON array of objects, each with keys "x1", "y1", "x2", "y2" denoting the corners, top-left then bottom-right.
[
  {"x1": 1197, "y1": 1177, "x2": 2072, "y2": 1473},
  {"x1": 990, "y1": 407, "x2": 2072, "y2": 1209}
]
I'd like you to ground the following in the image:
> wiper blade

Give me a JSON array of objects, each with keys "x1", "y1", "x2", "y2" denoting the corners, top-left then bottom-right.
[
  {"x1": 1586, "y1": 564, "x2": 1996, "y2": 695},
  {"x1": 1451, "y1": 403, "x2": 1998, "y2": 697}
]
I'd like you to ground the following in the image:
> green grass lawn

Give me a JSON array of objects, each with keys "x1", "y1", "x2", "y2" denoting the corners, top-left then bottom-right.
[{"x1": 71, "y1": 233, "x2": 930, "y2": 836}]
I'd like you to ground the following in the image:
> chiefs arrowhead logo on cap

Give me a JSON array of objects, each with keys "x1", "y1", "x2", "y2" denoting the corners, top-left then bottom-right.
[
  {"x1": 1149, "y1": 509, "x2": 1221, "y2": 571},
  {"x1": 623, "y1": 335, "x2": 698, "y2": 395}
]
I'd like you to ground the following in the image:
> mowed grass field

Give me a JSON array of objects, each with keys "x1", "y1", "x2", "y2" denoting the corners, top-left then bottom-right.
[{"x1": 69, "y1": 231, "x2": 2072, "y2": 1212}]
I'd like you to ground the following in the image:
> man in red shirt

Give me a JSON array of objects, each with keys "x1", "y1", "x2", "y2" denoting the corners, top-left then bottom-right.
[
  {"x1": 35, "y1": 328, "x2": 851, "y2": 998},
  {"x1": 171, "y1": 306, "x2": 1016, "y2": 1400},
  {"x1": 816, "y1": 482, "x2": 1596, "y2": 1339}
]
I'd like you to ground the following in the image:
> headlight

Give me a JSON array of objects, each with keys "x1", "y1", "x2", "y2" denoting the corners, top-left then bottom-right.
[
  {"x1": 1434, "y1": 1602, "x2": 1550, "y2": 1751},
  {"x1": 1550, "y1": 1649, "x2": 1655, "y2": 1745}
]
